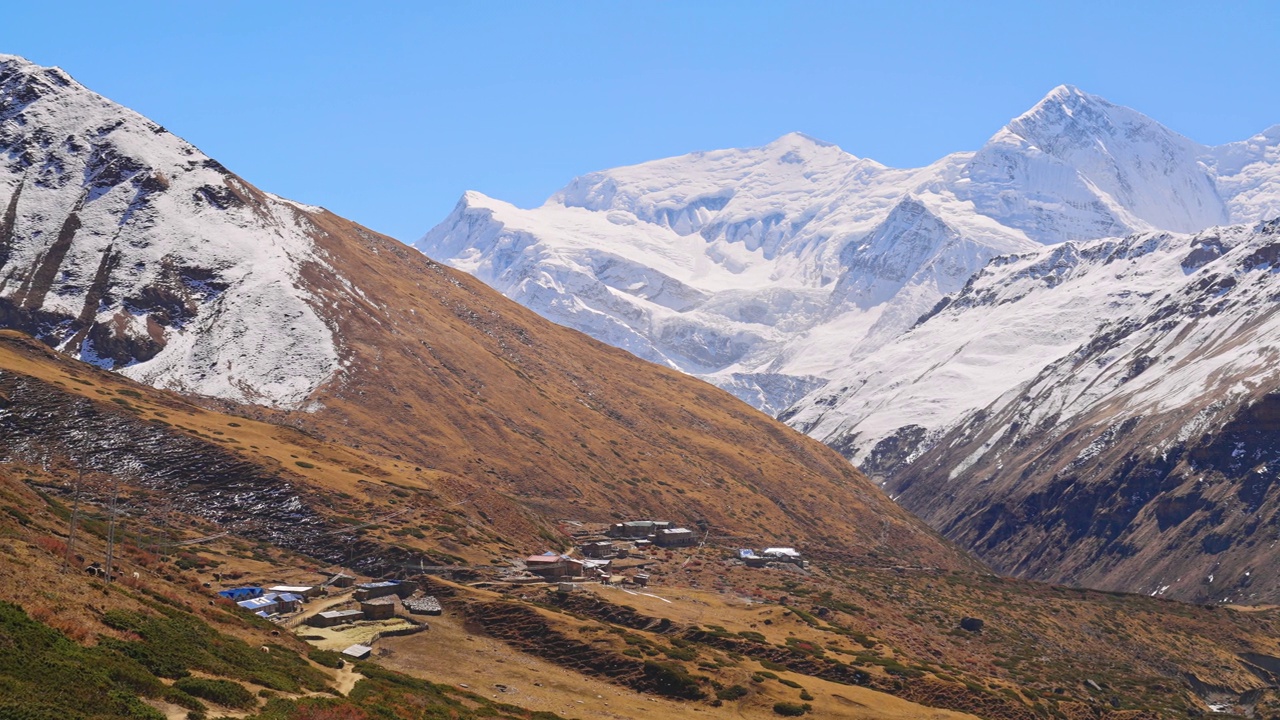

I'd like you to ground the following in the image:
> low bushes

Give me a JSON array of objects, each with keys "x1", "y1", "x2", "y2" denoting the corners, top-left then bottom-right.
[
  {"x1": 173, "y1": 677, "x2": 254, "y2": 709},
  {"x1": 716, "y1": 684, "x2": 749, "y2": 700}
]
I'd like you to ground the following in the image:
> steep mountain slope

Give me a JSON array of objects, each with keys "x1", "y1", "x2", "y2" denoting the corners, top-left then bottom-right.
[
  {"x1": 0, "y1": 54, "x2": 969, "y2": 569},
  {"x1": 0, "y1": 55, "x2": 338, "y2": 407},
  {"x1": 8, "y1": 390, "x2": 1280, "y2": 720},
  {"x1": 418, "y1": 86, "x2": 1280, "y2": 414},
  {"x1": 787, "y1": 219, "x2": 1280, "y2": 602}
]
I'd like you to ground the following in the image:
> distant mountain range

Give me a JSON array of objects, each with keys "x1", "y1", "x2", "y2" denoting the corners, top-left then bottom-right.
[
  {"x1": 420, "y1": 86, "x2": 1280, "y2": 602},
  {"x1": 419, "y1": 86, "x2": 1279, "y2": 417}
]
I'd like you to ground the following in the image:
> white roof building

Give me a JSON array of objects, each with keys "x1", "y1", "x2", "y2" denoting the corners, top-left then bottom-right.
[{"x1": 762, "y1": 547, "x2": 801, "y2": 558}]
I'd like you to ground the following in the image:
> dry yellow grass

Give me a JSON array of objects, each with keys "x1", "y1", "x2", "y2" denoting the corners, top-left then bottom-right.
[{"x1": 373, "y1": 589, "x2": 979, "y2": 720}]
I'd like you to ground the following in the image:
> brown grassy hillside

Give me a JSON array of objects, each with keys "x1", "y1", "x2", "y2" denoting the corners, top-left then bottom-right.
[{"x1": 184, "y1": 190, "x2": 978, "y2": 571}]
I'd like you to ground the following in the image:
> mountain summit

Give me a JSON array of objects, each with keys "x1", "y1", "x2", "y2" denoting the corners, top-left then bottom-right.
[
  {"x1": 419, "y1": 86, "x2": 1280, "y2": 601},
  {"x1": 964, "y1": 85, "x2": 1228, "y2": 242}
]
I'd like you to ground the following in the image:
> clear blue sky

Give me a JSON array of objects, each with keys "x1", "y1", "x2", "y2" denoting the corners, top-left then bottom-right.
[{"x1": 4, "y1": 2, "x2": 1278, "y2": 241}]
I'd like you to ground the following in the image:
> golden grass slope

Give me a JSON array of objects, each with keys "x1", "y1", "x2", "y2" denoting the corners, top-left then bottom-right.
[{"x1": 196, "y1": 184, "x2": 980, "y2": 570}]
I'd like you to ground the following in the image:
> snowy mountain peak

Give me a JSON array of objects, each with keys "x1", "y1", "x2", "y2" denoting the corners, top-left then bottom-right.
[
  {"x1": 1008, "y1": 84, "x2": 1187, "y2": 152},
  {"x1": 1, "y1": 55, "x2": 81, "y2": 105},
  {"x1": 765, "y1": 131, "x2": 839, "y2": 150},
  {"x1": 1019, "y1": 83, "x2": 1102, "y2": 116},
  {"x1": 959, "y1": 86, "x2": 1228, "y2": 242},
  {"x1": 0, "y1": 54, "x2": 341, "y2": 407}
]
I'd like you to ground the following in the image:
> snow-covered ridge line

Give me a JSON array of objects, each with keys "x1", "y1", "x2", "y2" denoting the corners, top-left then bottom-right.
[
  {"x1": 416, "y1": 84, "x2": 1280, "y2": 415},
  {"x1": 811, "y1": 219, "x2": 1280, "y2": 602},
  {"x1": 788, "y1": 219, "x2": 1280, "y2": 470},
  {"x1": 0, "y1": 54, "x2": 341, "y2": 408}
]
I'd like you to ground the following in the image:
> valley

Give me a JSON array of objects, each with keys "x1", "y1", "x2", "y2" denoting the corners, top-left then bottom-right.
[
  {"x1": 0, "y1": 333, "x2": 1278, "y2": 718},
  {"x1": 1, "y1": 48, "x2": 1280, "y2": 720}
]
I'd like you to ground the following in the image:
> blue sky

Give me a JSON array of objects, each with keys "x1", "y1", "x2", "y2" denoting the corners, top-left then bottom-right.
[{"x1": 4, "y1": 2, "x2": 1278, "y2": 241}]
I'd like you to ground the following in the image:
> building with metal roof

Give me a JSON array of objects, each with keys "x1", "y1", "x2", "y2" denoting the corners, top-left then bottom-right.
[
  {"x1": 236, "y1": 595, "x2": 280, "y2": 614},
  {"x1": 342, "y1": 644, "x2": 373, "y2": 660},
  {"x1": 307, "y1": 609, "x2": 364, "y2": 628}
]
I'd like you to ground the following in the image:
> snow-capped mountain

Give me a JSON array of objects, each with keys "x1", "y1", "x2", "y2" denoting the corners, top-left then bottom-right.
[
  {"x1": 0, "y1": 55, "x2": 340, "y2": 406},
  {"x1": 787, "y1": 220, "x2": 1280, "y2": 602},
  {"x1": 418, "y1": 86, "x2": 1280, "y2": 414}
]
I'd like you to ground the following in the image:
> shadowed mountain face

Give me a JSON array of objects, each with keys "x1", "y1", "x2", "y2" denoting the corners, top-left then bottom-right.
[{"x1": 0, "y1": 54, "x2": 973, "y2": 571}]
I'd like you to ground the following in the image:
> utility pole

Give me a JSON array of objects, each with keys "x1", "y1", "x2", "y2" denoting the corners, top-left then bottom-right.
[{"x1": 104, "y1": 475, "x2": 120, "y2": 582}]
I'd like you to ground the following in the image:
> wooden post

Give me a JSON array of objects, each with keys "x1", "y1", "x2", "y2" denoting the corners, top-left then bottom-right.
[{"x1": 62, "y1": 460, "x2": 84, "y2": 574}]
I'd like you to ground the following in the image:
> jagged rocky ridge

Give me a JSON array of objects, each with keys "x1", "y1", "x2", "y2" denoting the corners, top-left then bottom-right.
[{"x1": 418, "y1": 86, "x2": 1280, "y2": 414}]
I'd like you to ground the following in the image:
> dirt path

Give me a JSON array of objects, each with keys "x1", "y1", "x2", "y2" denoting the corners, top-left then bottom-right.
[{"x1": 331, "y1": 663, "x2": 362, "y2": 696}]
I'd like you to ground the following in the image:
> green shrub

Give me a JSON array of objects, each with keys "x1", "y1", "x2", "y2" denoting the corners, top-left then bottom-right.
[
  {"x1": 308, "y1": 649, "x2": 344, "y2": 669},
  {"x1": 773, "y1": 701, "x2": 812, "y2": 716},
  {"x1": 716, "y1": 684, "x2": 749, "y2": 700},
  {"x1": 0, "y1": 602, "x2": 166, "y2": 718},
  {"x1": 173, "y1": 677, "x2": 254, "y2": 709},
  {"x1": 661, "y1": 644, "x2": 698, "y2": 661},
  {"x1": 163, "y1": 688, "x2": 207, "y2": 712},
  {"x1": 99, "y1": 608, "x2": 327, "y2": 692},
  {"x1": 642, "y1": 661, "x2": 706, "y2": 700}
]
